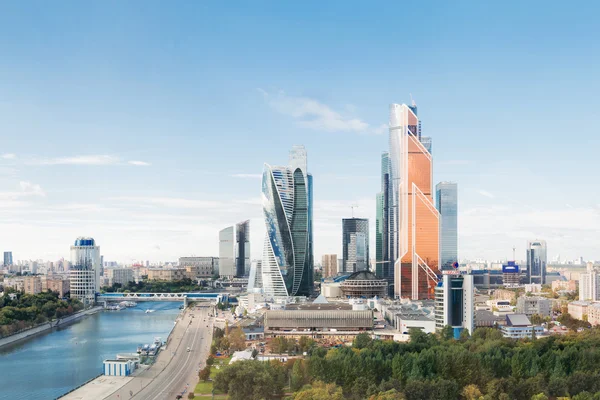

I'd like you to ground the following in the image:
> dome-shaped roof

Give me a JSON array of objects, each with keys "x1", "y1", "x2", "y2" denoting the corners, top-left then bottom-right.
[{"x1": 346, "y1": 270, "x2": 379, "y2": 281}]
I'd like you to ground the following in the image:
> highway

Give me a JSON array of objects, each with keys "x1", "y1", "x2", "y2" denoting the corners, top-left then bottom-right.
[{"x1": 105, "y1": 305, "x2": 213, "y2": 400}]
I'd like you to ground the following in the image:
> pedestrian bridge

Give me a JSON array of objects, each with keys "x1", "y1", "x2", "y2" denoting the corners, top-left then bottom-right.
[{"x1": 97, "y1": 292, "x2": 229, "y2": 307}]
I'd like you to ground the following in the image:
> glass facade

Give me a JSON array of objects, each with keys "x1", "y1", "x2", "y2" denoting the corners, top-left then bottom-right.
[
  {"x1": 69, "y1": 237, "x2": 100, "y2": 305},
  {"x1": 376, "y1": 152, "x2": 393, "y2": 296},
  {"x1": 389, "y1": 103, "x2": 439, "y2": 299},
  {"x1": 526, "y1": 240, "x2": 547, "y2": 284},
  {"x1": 219, "y1": 226, "x2": 235, "y2": 277},
  {"x1": 436, "y1": 182, "x2": 458, "y2": 271},
  {"x1": 342, "y1": 218, "x2": 370, "y2": 273},
  {"x1": 235, "y1": 220, "x2": 250, "y2": 277}
]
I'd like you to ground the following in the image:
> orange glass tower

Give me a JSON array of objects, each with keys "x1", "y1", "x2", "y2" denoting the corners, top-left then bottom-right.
[{"x1": 389, "y1": 103, "x2": 439, "y2": 300}]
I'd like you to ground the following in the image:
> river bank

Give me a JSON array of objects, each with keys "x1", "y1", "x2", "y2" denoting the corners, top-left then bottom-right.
[{"x1": 0, "y1": 306, "x2": 103, "y2": 350}]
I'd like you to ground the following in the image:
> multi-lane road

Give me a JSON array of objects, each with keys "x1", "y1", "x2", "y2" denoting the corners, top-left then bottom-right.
[{"x1": 106, "y1": 305, "x2": 213, "y2": 400}]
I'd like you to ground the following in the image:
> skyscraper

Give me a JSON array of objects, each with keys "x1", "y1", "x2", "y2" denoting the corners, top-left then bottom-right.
[
  {"x1": 389, "y1": 103, "x2": 439, "y2": 299},
  {"x1": 219, "y1": 226, "x2": 235, "y2": 278},
  {"x1": 69, "y1": 237, "x2": 100, "y2": 305},
  {"x1": 3, "y1": 251, "x2": 13, "y2": 267},
  {"x1": 342, "y1": 218, "x2": 369, "y2": 273},
  {"x1": 376, "y1": 152, "x2": 393, "y2": 295},
  {"x1": 526, "y1": 240, "x2": 547, "y2": 284},
  {"x1": 436, "y1": 182, "x2": 458, "y2": 271},
  {"x1": 261, "y1": 145, "x2": 313, "y2": 297},
  {"x1": 236, "y1": 220, "x2": 250, "y2": 277}
]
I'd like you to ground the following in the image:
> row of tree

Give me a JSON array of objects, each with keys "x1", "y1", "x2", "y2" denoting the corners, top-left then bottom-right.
[
  {"x1": 210, "y1": 327, "x2": 600, "y2": 400},
  {"x1": 102, "y1": 278, "x2": 199, "y2": 293},
  {"x1": 0, "y1": 290, "x2": 83, "y2": 337},
  {"x1": 210, "y1": 325, "x2": 246, "y2": 355}
]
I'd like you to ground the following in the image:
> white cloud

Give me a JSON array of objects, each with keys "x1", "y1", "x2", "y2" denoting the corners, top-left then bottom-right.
[
  {"x1": 231, "y1": 173, "x2": 262, "y2": 179},
  {"x1": 19, "y1": 181, "x2": 46, "y2": 197},
  {"x1": 259, "y1": 89, "x2": 384, "y2": 134},
  {"x1": 109, "y1": 196, "x2": 224, "y2": 209},
  {"x1": 34, "y1": 155, "x2": 119, "y2": 166},
  {"x1": 477, "y1": 189, "x2": 495, "y2": 199},
  {"x1": 128, "y1": 160, "x2": 151, "y2": 166},
  {"x1": 1, "y1": 153, "x2": 16, "y2": 160}
]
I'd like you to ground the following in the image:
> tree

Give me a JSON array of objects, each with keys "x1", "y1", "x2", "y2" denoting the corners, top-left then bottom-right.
[
  {"x1": 228, "y1": 326, "x2": 246, "y2": 351},
  {"x1": 187, "y1": 393, "x2": 195, "y2": 399},
  {"x1": 530, "y1": 394, "x2": 548, "y2": 400},
  {"x1": 206, "y1": 355, "x2": 215, "y2": 366},
  {"x1": 214, "y1": 360, "x2": 285, "y2": 400},
  {"x1": 353, "y1": 332, "x2": 372, "y2": 349},
  {"x1": 459, "y1": 328, "x2": 470, "y2": 341},
  {"x1": 198, "y1": 366, "x2": 211, "y2": 381},
  {"x1": 368, "y1": 389, "x2": 406, "y2": 400},
  {"x1": 461, "y1": 384, "x2": 482, "y2": 400},
  {"x1": 291, "y1": 359, "x2": 309, "y2": 391},
  {"x1": 440, "y1": 325, "x2": 454, "y2": 340},
  {"x1": 293, "y1": 381, "x2": 344, "y2": 400}
]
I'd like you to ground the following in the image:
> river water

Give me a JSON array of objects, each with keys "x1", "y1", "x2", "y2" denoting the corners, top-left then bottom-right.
[{"x1": 0, "y1": 302, "x2": 182, "y2": 400}]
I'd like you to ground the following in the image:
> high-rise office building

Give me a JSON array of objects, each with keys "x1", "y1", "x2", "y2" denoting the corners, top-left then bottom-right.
[
  {"x1": 376, "y1": 152, "x2": 393, "y2": 296},
  {"x1": 436, "y1": 182, "x2": 458, "y2": 271},
  {"x1": 322, "y1": 254, "x2": 338, "y2": 278},
  {"x1": 219, "y1": 226, "x2": 236, "y2": 278},
  {"x1": 342, "y1": 218, "x2": 370, "y2": 273},
  {"x1": 526, "y1": 240, "x2": 547, "y2": 284},
  {"x1": 236, "y1": 220, "x2": 251, "y2": 277},
  {"x1": 69, "y1": 237, "x2": 101, "y2": 305},
  {"x1": 3, "y1": 251, "x2": 13, "y2": 267},
  {"x1": 389, "y1": 103, "x2": 439, "y2": 299},
  {"x1": 261, "y1": 145, "x2": 314, "y2": 297},
  {"x1": 435, "y1": 272, "x2": 475, "y2": 338}
]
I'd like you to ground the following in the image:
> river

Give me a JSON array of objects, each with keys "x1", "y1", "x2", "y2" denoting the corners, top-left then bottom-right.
[{"x1": 0, "y1": 302, "x2": 182, "y2": 400}]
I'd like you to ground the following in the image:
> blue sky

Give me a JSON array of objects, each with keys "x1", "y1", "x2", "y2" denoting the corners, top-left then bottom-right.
[{"x1": 0, "y1": 1, "x2": 599, "y2": 263}]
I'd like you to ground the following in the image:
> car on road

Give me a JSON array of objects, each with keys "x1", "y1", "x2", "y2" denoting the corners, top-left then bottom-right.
[{"x1": 187, "y1": 347, "x2": 191, "y2": 352}]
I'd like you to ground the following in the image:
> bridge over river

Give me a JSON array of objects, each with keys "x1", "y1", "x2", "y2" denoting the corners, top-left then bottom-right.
[{"x1": 97, "y1": 292, "x2": 230, "y2": 307}]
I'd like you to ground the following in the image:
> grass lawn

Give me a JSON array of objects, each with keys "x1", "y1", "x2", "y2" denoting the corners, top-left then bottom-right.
[{"x1": 193, "y1": 356, "x2": 232, "y2": 398}]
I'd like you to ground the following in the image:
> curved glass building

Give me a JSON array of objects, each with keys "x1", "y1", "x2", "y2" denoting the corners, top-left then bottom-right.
[
  {"x1": 261, "y1": 146, "x2": 313, "y2": 298},
  {"x1": 69, "y1": 237, "x2": 101, "y2": 305}
]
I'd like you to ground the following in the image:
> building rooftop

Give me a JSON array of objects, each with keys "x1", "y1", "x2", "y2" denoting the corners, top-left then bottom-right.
[
  {"x1": 506, "y1": 314, "x2": 531, "y2": 326},
  {"x1": 286, "y1": 302, "x2": 352, "y2": 311}
]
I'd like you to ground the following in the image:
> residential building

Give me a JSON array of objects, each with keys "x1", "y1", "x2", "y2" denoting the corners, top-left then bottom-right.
[
  {"x1": 3, "y1": 251, "x2": 13, "y2": 267},
  {"x1": 587, "y1": 303, "x2": 600, "y2": 326},
  {"x1": 236, "y1": 220, "x2": 251, "y2": 277},
  {"x1": 524, "y1": 284, "x2": 543, "y2": 294},
  {"x1": 69, "y1": 237, "x2": 101, "y2": 305},
  {"x1": 579, "y1": 263, "x2": 600, "y2": 301},
  {"x1": 45, "y1": 277, "x2": 70, "y2": 297},
  {"x1": 342, "y1": 218, "x2": 369, "y2": 273},
  {"x1": 178, "y1": 257, "x2": 218, "y2": 278},
  {"x1": 501, "y1": 314, "x2": 544, "y2": 339},
  {"x1": 516, "y1": 296, "x2": 551, "y2": 317},
  {"x1": 376, "y1": 152, "x2": 393, "y2": 295},
  {"x1": 568, "y1": 301, "x2": 590, "y2": 320},
  {"x1": 219, "y1": 226, "x2": 236, "y2": 278},
  {"x1": 434, "y1": 272, "x2": 475, "y2": 338},
  {"x1": 147, "y1": 268, "x2": 186, "y2": 281},
  {"x1": 552, "y1": 280, "x2": 577, "y2": 292},
  {"x1": 322, "y1": 254, "x2": 338, "y2": 278},
  {"x1": 389, "y1": 103, "x2": 439, "y2": 299},
  {"x1": 105, "y1": 268, "x2": 134, "y2": 286},
  {"x1": 24, "y1": 276, "x2": 42, "y2": 294},
  {"x1": 436, "y1": 182, "x2": 458, "y2": 271},
  {"x1": 526, "y1": 240, "x2": 547, "y2": 284},
  {"x1": 260, "y1": 145, "x2": 313, "y2": 297}
]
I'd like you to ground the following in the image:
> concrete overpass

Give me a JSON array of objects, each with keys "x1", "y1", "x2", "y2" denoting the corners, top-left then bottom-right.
[{"x1": 97, "y1": 292, "x2": 229, "y2": 307}]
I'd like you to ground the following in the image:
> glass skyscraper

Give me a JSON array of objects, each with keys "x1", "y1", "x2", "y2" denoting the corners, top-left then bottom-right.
[
  {"x1": 436, "y1": 182, "x2": 458, "y2": 271},
  {"x1": 261, "y1": 145, "x2": 313, "y2": 297},
  {"x1": 342, "y1": 218, "x2": 370, "y2": 273},
  {"x1": 69, "y1": 237, "x2": 100, "y2": 305},
  {"x1": 219, "y1": 226, "x2": 235, "y2": 278},
  {"x1": 235, "y1": 220, "x2": 250, "y2": 277},
  {"x1": 389, "y1": 103, "x2": 439, "y2": 299},
  {"x1": 376, "y1": 152, "x2": 393, "y2": 296},
  {"x1": 526, "y1": 240, "x2": 547, "y2": 284}
]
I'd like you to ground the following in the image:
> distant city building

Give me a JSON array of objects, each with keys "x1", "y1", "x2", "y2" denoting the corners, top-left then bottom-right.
[
  {"x1": 147, "y1": 268, "x2": 186, "y2": 281},
  {"x1": 219, "y1": 226, "x2": 236, "y2": 278},
  {"x1": 501, "y1": 314, "x2": 544, "y2": 339},
  {"x1": 552, "y1": 279, "x2": 578, "y2": 292},
  {"x1": 516, "y1": 296, "x2": 551, "y2": 317},
  {"x1": 322, "y1": 254, "x2": 338, "y2": 278},
  {"x1": 69, "y1": 237, "x2": 101, "y2": 305},
  {"x1": 579, "y1": 263, "x2": 600, "y2": 301},
  {"x1": 526, "y1": 240, "x2": 547, "y2": 284},
  {"x1": 436, "y1": 182, "x2": 458, "y2": 271},
  {"x1": 587, "y1": 303, "x2": 600, "y2": 326},
  {"x1": 24, "y1": 275, "x2": 42, "y2": 295},
  {"x1": 236, "y1": 220, "x2": 251, "y2": 277},
  {"x1": 105, "y1": 268, "x2": 134, "y2": 286},
  {"x1": 247, "y1": 260, "x2": 262, "y2": 292},
  {"x1": 389, "y1": 103, "x2": 439, "y2": 299},
  {"x1": 434, "y1": 272, "x2": 475, "y2": 338},
  {"x1": 44, "y1": 277, "x2": 70, "y2": 297},
  {"x1": 568, "y1": 301, "x2": 590, "y2": 320},
  {"x1": 502, "y1": 261, "x2": 521, "y2": 286},
  {"x1": 342, "y1": 218, "x2": 369, "y2": 273},
  {"x1": 179, "y1": 256, "x2": 218, "y2": 278},
  {"x1": 260, "y1": 145, "x2": 313, "y2": 297},
  {"x1": 3, "y1": 251, "x2": 13, "y2": 267}
]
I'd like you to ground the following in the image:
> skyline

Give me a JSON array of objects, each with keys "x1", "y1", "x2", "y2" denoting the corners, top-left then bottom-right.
[{"x1": 1, "y1": 2, "x2": 599, "y2": 263}]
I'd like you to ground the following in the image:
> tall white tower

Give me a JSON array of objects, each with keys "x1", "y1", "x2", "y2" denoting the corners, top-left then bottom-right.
[{"x1": 69, "y1": 237, "x2": 100, "y2": 306}]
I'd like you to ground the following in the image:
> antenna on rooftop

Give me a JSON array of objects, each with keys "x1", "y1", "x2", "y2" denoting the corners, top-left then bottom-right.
[
  {"x1": 350, "y1": 205, "x2": 358, "y2": 218},
  {"x1": 410, "y1": 93, "x2": 416, "y2": 107},
  {"x1": 512, "y1": 246, "x2": 516, "y2": 261}
]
